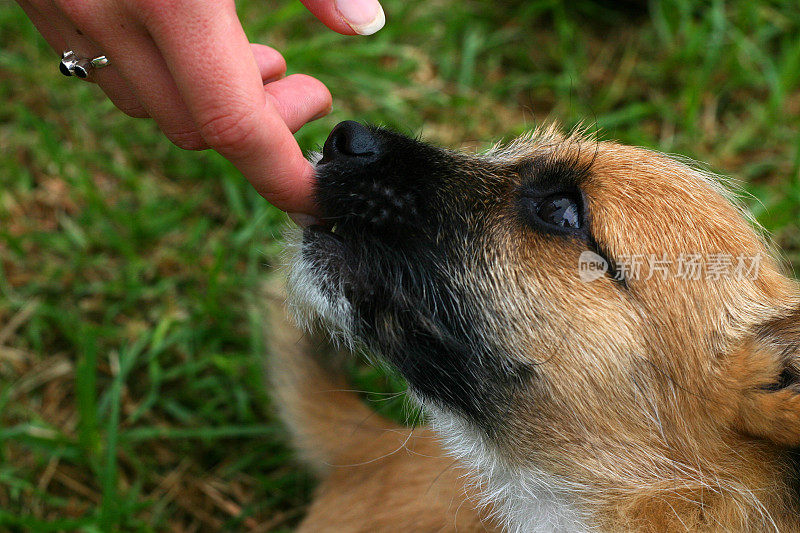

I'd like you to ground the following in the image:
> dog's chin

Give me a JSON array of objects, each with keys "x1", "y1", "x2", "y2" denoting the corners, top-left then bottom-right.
[{"x1": 285, "y1": 224, "x2": 357, "y2": 346}]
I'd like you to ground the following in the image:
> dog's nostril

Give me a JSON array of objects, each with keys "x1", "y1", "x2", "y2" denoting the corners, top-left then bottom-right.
[{"x1": 322, "y1": 121, "x2": 378, "y2": 162}]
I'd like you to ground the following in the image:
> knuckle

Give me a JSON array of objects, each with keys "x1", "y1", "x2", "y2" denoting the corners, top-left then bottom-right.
[
  {"x1": 166, "y1": 129, "x2": 207, "y2": 151},
  {"x1": 56, "y1": 0, "x2": 96, "y2": 26},
  {"x1": 197, "y1": 110, "x2": 258, "y2": 153},
  {"x1": 132, "y1": 0, "x2": 173, "y2": 18},
  {"x1": 107, "y1": 95, "x2": 149, "y2": 118},
  {"x1": 129, "y1": 0, "x2": 183, "y2": 28},
  {"x1": 122, "y1": 105, "x2": 149, "y2": 119},
  {"x1": 132, "y1": 0, "x2": 228, "y2": 28}
]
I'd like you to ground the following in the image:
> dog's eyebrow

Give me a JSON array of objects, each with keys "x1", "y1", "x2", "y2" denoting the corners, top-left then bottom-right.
[{"x1": 517, "y1": 153, "x2": 593, "y2": 190}]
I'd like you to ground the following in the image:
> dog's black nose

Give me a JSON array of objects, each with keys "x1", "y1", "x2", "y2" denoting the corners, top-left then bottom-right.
[
  {"x1": 315, "y1": 122, "x2": 427, "y2": 234},
  {"x1": 321, "y1": 121, "x2": 378, "y2": 163}
]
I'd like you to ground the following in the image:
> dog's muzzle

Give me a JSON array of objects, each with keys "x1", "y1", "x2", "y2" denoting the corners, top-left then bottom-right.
[{"x1": 315, "y1": 121, "x2": 422, "y2": 236}]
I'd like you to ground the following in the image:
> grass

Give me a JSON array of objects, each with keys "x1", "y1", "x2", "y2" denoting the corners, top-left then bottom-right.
[{"x1": 0, "y1": 0, "x2": 798, "y2": 530}]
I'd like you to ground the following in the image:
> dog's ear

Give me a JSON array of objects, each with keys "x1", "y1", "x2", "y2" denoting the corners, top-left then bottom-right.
[{"x1": 735, "y1": 306, "x2": 800, "y2": 446}]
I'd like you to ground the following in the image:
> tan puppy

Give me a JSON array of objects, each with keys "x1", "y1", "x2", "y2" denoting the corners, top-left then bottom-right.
[{"x1": 270, "y1": 122, "x2": 800, "y2": 532}]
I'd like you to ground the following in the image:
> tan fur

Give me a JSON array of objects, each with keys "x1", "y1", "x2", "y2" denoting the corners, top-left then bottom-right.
[
  {"x1": 272, "y1": 128, "x2": 800, "y2": 532},
  {"x1": 484, "y1": 138, "x2": 800, "y2": 531}
]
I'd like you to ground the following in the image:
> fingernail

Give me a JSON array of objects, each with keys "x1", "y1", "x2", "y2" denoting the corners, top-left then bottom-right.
[
  {"x1": 335, "y1": 0, "x2": 385, "y2": 35},
  {"x1": 288, "y1": 212, "x2": 321, "y2": 228}
]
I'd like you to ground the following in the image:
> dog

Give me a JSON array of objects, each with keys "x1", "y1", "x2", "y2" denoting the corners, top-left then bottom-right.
[{"x1": 268, "y1": 121, "x2": 800, "y2": 532}]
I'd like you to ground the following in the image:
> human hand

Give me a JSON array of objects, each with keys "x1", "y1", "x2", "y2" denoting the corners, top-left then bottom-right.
[{"x1": 15, "y1": 0, "x2": 385, "y2": 216}]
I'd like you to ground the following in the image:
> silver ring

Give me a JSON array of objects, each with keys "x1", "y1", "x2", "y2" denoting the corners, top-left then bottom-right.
[{"x1": 60, "y1": 50, "x2": 109, "y2": 78}]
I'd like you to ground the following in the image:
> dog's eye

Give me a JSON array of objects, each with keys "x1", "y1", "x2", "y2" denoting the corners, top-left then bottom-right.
[
  {"x1": 537, "y1": 195, "x2": 581, "y2": 229},
  {"x1": 519, "y1": 191, "x2": 584, "y2": 233}
]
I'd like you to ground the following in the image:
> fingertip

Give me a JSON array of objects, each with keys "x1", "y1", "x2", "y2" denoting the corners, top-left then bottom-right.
[
  {"x1": 288, "y1": 73, "x2": 333, "y2": 108},
  {"x1": 295, "y1": 166, "x2": 321, "y2": 216},
  {"x1": 264, "y1": 74, "x2": 333, "y2": 133},
  {"x1": 261, "y1": 158, "x2": 319, "y2": 215},
  {"x1": 251, "y1": 44, "x2": 287, "y2": 82}
]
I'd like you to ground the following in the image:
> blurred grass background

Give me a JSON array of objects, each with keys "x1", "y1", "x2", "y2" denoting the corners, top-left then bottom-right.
[{"x1": 0, "y1": 0, "x2": 798, "y2": 530}]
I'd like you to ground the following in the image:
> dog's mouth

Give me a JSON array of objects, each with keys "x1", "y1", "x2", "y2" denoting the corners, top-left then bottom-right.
[
  {"x1": 304, "y1": 223, "x2": 344, "y2": 246},
  {"x1": 300, "y1": 222, "x2": 352, "y2": 281}
]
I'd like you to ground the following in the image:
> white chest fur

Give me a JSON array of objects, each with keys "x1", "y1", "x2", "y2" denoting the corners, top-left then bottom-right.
[{"x1": 426, "y1": 407, "x2": 590, "y2": 533}]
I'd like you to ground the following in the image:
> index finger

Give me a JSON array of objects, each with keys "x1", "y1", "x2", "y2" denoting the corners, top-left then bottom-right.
[{"x1": 135, "y1": 0, "x2": 329, "y2": 214}]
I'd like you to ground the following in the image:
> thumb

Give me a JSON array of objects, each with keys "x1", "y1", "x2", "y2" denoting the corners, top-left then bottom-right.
[{"x1": 298, "y1": 0, "x2": 385, "y2": 36}]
